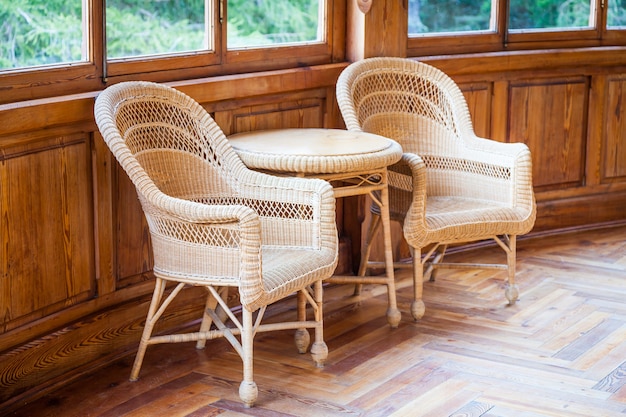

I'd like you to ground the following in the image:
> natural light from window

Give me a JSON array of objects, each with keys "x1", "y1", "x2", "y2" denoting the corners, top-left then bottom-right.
[
  {"x1": 0, "y1": 0, "x2": 84, "y2": 70},
  {"x1": 408, "y1": 0, "x2": 492, "y2": 35},
  {"x1": 106, "y1": 0, "x2": 209, "y2": 60},
  {"x1": 227, "y1": 0, "x2": 322, "y2": 48},
  {"x1": 608, "y1": 0, "x2": 626, "y2": 27},
  {"x1": 508, "y1": 0, "x2": 594, "y2": 30}
]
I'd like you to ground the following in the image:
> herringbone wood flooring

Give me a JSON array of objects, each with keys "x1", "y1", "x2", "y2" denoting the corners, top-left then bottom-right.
[{"x1": 10, "y1": 225, "x2": 626, "y2": 416}]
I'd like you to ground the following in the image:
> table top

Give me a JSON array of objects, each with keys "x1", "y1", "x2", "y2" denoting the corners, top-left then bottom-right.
[{"x1": 228, "y1": 128, "x2": 402, "y2": 174}]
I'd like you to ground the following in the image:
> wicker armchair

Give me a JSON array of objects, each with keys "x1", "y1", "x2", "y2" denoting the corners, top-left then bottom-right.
[
  {"x1": 336, "y1": 57, "x2": 536, "y2": 320},
  {"x1": 94, "y1": 81, "x2": 338, "y2": 407}
]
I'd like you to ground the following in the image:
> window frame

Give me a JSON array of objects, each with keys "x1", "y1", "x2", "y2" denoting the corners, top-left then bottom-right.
[
  {"x1": 407, "y1": 0, "x2": 626, "y2": 57},
  {"x1": 0, "y1": 0, "x2": 341, "y2": 105}
]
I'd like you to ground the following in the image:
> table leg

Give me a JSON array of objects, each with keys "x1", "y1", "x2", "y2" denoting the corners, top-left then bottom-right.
[
  {"x1": 324, "y1": 170, "x2": 401, "y2": 328},
  {"x1": 375, "y1": 173, "x2": 401, "y2": 328}
]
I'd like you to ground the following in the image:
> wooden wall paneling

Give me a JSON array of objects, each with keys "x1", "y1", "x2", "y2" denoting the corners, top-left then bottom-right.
[
  {"x1": 95, "y1": 126, "x2": 154, "y2": 291},
  {"x1": 92, "y1": 131, "x2": 116, "y2": 296},
  {"x1": 508, "y1": 77, "x2": 589, "y2": 192},
  {"x1": 585, "y1": 74, "x2": 605, "y2": 189},
  {"x1": 0, "y1": 132, "x2": 95, "y2": 334},
  {"x1": 114, "y1": 167, "x2": 154, "y2": 290},
  {"x1": 227, "y1": 98, "x2": 325, "y2": 134},
  {"x1": 326, "y1": 85, "x2": 346, "y2": 129},
  {"x1": 459, "y1": 82, "x2": 493, "y2": 138},
  {"x1": 603, "y1": 75, "x2": 626, "y2": 182},
  {"x1": 490, "y1": 81, "x2": 510, "y2": 143},
  {"x1": 209, "y1": 90, "x2": 329, "y2": 135}
]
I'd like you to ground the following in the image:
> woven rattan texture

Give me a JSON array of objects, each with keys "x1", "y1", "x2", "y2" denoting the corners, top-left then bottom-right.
[
  {"x1": 95, "y1": 81, "x2": 338, "y2": 310},
  {"x1": 94, "y1": 81, "x2": 339, "y2": 407},
  {"x1": 336, "y1": 57, "x2": 536, "y2": 246},
  {"x1": 337, "y1": 57, "x2": 536, "y2": 319}
]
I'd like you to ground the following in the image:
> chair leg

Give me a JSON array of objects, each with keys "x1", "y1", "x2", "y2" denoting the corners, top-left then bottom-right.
[
  {"x1": 424, "y1": 244, "x2": 447, "y2": 282},
  {"x1": 310, "y1": 280, "x2": 328, "y2": 368},
  {"x1": 239, "y1": 308, "x2": 258, "y2": 408},
  {"x1": 355, "y1": 212, "x2": 382, "y2": 295},
  {"x1": 130, "y1": 278, "x2": 166, "y2": 381},
  {"x1": 196, "y1": 287, "x2": 221, "y2": 350},
  {"x1": 502, "y1": 235, "x2": 519, "y2": 305},
  {"x1": 295, "y1": 290, "x2": 311, "y2": 354},
  {"x1": 410, "y1": 247, "x2": 426, "y2": 320},
  {"x1": 378, "y1": 182, "x2": 401, "y2": 328}
]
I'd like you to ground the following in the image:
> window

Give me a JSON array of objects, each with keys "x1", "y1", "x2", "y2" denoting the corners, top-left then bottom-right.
[
  {"x1": 106, "y1": 0, "x2": 209, "y2": 60},
  {"x1": 408, "y1": 0, "x2": 626, "y2": 56},
  {"x1": 0, "y1": 0, "x2": 336, "y2": 103},
  {"x1": 0, "y1": 0, "x2": 85, "y2": 69},
  {"x1": 408, "y1": 0, "x2": 493, "y2": 34},
  {"x1": 227, "y1": 0, "x2": 323, "y2": 48},
  {"x1": 508, "y1": 0, "x2": 594, "y2": 30},
  {"x1": 608, "y1": 0, "x2": 626, "y2": 27}
]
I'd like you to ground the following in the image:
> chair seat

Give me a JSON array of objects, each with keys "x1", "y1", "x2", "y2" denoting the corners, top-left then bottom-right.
[
  {"x1": 426, "y1": 196, "x2": 528, "y2": 229},
  {"x1": 424, "y1": 196, "x2": 530, "y2": 242},
  {"x1": 261, "y1": 247, "x2": 337, "y2": 299}
]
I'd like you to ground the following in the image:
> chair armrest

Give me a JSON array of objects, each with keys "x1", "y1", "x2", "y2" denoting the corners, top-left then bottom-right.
[
  {"x1": 461, "y1": 134, "x2": 535, "y2": 209},
  {"x1": 464, "y1": 134, "x2": 530, "y2": 166},
  {"x1": 389, "y1": 152, "x2": 428, "y2": 228}
]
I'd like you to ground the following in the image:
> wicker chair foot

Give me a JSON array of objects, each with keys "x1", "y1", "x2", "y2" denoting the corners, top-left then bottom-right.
[
  {"x1": 239, "y1": 381, "x2": 258, "y2": 408},
  {"x1": 505, "y1": 284, "x2": 519, "y2": 305},
  {"x1": 410, "y1": 300, "x2": 425, "y2": 320},
  {"x1": 386, "y1": 307, "x2": 402, "y2": 328},
  {"x1": 295, "y1": 328, "x2": 311, "y2": 354},
  {"x1": 310, "y1": 341, "x2": 328, "y2": 367}
]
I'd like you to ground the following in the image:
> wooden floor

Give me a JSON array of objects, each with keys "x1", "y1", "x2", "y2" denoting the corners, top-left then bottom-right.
[{"x1": 7, "y1": 225, "x2": 626, "y2": 417}]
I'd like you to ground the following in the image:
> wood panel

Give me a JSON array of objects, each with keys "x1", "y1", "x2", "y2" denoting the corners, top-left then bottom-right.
[
  {"x1": 603, "y1": 75, "x2": 626, "y2": 182},
  {"x1": 114, "y1": 170, "x2": 153, "y2": 290},
  {"x1": 508, "y1": 77, "x2": 588, "y2": 191},
  {"x1": 213, "y1": 96, "x2": 326, "y2": 135},
  {"x1": 0, "y1": 132, "x2": 95, "y2": 333},
  {"x1": 460, "y1": 82, "x2": 492, "y2": 138}
]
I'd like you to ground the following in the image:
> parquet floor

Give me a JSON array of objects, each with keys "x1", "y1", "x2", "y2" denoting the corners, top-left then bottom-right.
[{"x1": 9, "y1": 225, "x2": 626, "y2": 416}]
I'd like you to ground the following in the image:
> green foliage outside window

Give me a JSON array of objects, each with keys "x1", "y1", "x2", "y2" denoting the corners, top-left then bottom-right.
[
  {"x1": 0, "y1": 0, "x2": 320, "y2": 70},
  {"x1": 409, "y1": 0, "x2": 602, "y2": 34},
  {"x1": 609, "y1": 0, "x2": 626, "y2": 26},
  {"x1": 408, "y1": 0, "x2": 492, "y2": 33},
  {"x1": 227, "y1": 0, "x2": 320, "y2": 47},
  {"x1": 509, "y1": 0, "x2": 591, "y2": 29},
  {"x1": 0, "y1": 0, "x2": 83, "y2": 69},
  {"x1": 105, "y1": 0, "x2": 206, "y2": 59}
]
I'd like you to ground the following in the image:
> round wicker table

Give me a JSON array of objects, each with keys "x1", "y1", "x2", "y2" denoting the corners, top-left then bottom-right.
[{"x1": 228, "y1": 128, "x2": 403, "y2": 327}]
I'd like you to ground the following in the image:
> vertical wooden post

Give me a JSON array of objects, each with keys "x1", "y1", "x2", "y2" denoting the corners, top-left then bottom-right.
[{"x1": 346, "y1": 0, "x2": 408, "y2": 61}]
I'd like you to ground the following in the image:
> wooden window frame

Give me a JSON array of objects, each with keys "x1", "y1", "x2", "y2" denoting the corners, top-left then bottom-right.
[
  {"x1": 407, "y1": 0, "x2": 626, "y2": 57},
  {"x1": 0, "y1": 0, "x2": 343, "y2": 105}
]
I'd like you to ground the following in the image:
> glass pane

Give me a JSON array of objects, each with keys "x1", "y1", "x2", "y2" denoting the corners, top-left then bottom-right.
[
  {"x1": 227, "y1": 0, "x2": 322, "y2": 48},
  {"x1": 408, "y1": 0, "x2": 492, "y2": 35},
  {"x1": 608, "y1": 0, "x2": 626, "y2": 27},
  {"x1": 509, "y1": 0, "x2": 592, "y2": 30},
  {"x1": 107, "y1": 0, "x2": 207, "y2": 59},
  {"x1": 0, "y1": 0, "x2": 84, "y2": 70}
]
